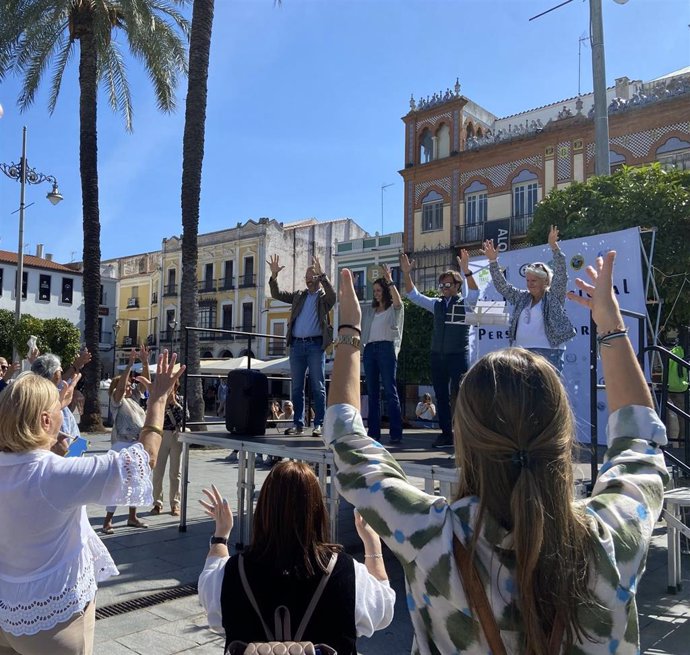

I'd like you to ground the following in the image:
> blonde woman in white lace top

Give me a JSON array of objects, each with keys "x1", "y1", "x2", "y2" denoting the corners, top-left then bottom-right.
[{"x1": 0, "y1": 352, "x2": 184, "y2": 655}]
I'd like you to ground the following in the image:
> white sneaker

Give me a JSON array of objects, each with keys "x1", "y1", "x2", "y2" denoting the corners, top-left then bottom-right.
[{"x1": 312, "y1": 425, "x2": 323, "y2": 437}]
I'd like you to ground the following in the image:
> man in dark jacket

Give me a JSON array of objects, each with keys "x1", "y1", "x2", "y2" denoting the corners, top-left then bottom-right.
[
  {"x1": 268, "y1": 254, "x2": 336, "y2": 436},
  {"x1": 401, "y1": 250, "x2": 478, "y2": 449}
]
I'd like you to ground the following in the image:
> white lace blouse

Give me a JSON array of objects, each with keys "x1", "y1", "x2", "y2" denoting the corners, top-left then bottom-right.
[{"x1": 0, "y1": 443, "x2": 153, "y2": 635}]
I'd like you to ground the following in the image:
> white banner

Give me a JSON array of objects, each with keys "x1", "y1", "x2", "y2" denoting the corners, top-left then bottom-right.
[{"x1": 468, "y1": 227, "x2": 647, "y2": 443}]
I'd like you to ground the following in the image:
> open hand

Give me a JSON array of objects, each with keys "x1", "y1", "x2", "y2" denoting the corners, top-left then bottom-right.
[
  {"x1": 548, "y1": 224, "x2": 560, "y2": 249},
  {"x1": 457, "y1": 248, "x2": 470, "y2": 272},
  {"x1": 199, "y1": 484, "x2": 234, "y2": 539},
  {"x1": 73, "y1": 348, "x2": 92, "y2": 371},
  {"x1": 144, "y1": 351, "x2": 186, "y2": 405},
  {"x1": 481, "y1": 239, "x2": 498, "y2": 262},
  {"x1": 312, "y1": 255, "x2": 323, "y2": 277},
  {"x1": 267, "y1": 254, "x2": 285, "y2": 278},
  {"x1": 566, "y1": 251, "x2": 623, "y2": 332},
  {"x1": 399, "y1": 253, "x2": 415, "y2": 274},
  {"x1": 59, "y1": 373, "x2": 81, "y2": 409},
  {"x1": 381, "y1": 263, "x2": 392, "y2": 283}
]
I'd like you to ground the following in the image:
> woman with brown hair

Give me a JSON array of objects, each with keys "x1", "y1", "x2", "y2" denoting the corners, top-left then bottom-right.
[
  {"x1": 360, "y1": 263, "x2": 405, "y2": 444},
  {"x1": 198, "y1": 461, "x2": 395, "y2": 655},
  {"x1": 322, "y1": 254, "x2": 668, "y2": 654}
]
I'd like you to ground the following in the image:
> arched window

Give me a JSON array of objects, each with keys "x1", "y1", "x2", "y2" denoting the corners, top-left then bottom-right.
[
  {"x1": 421, "y1": 190, "x2": 444, "y2": 233},
  {"x1": 512, "y1": 170, "x2": 539, "y2": 220},
  {"x1": 436, "y1": 124, "x2": 450, "y2": 158},
  {"x1": 656, "y1": 137, "x2": 690, "y2": 170},
  {"x1": 466, "y1": 122, "x2": 475, "y2": 139},
  {"x1": 420, "y1": 129, "x2": 433, "y2": 163},
  {"x1": 465, "y1": 181, "x2": 488, "y2": 226},
  {"x1": 220, "y1": 350, "x2": 233, "y2": 358},
  {"x1": 476, "y1": 127, "x2": 483, "y2": 138}
]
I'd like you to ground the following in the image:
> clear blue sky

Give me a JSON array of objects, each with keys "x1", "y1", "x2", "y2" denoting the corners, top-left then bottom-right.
[{"x1": 0, "y1": 0, "x2": 688, "y2": 263}]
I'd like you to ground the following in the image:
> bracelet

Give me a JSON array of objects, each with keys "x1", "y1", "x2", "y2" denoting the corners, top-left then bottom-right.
[
  {"x1": 141, "y1": 424, "x2": 164, "y2": 437},
  {"x1": 596, "y1": 328, "x2": 629, "y2": 358},
  {"x1": 364, "y1": 553, "x2": 384, "y2": 559},
  {"x1": 338, "y1": 324, "x2": 361, "y2": 335},
  {"x1": 464, "y1": 270, "x2": 473, "y2": 277},
  {"x1": 597, "y1": 325, "x2": 627, "y2": 337}
]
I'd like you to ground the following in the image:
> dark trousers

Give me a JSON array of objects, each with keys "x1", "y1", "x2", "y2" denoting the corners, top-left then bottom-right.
[
  {"x1": 431, "y1": 352, "x2": 468, "y2": 438},
  {"x1": 363, "y1": 341, "x2": 403, "y2": 440}
]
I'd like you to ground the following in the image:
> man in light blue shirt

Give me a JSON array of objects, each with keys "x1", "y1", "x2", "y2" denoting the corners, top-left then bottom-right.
[{"x1": 268, "y1": 254, "x2": 336, "y2": 436}]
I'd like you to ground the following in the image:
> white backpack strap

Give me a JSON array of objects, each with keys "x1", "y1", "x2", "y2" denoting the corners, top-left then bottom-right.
[
  {"x1": 238, "y1": 554, "x2": 275, "y2": 641},
  {"x1": 273, "y1": 605, "x2": 292, "y2": 641},
  {"x1": 294, "y1": 553, "x2": 338, "y2": 641}
]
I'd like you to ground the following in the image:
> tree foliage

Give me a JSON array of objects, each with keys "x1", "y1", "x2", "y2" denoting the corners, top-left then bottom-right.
[
  {"x1": 0, "y1": 310, "x2": 15, "y2": 359},
  {"x1": 42, "y1": 318, "x2": 81, "y2": 365},
  {"x1": 0, "y1": 313, "x2": 80, "y2": 363},
  {"x1": 528, "y1": 164, "x2": 690, "y2": 328},
  {"x1": 398, "y1": 296, "x2": 435, "y2": 384}
]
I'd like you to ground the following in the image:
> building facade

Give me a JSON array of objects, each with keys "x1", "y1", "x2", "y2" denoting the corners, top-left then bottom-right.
[
  {"x1": 159, "y1": 217, "x2": 368, "y2": 360},
  {"x1": 400, "y1": 68, "x2": 690, "y2": 279},
  {"x1": 0, "y1": 246, "x2": 83, "y2": 326}
]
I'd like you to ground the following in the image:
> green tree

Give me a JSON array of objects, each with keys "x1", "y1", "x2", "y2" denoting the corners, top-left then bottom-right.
[
  {"x1": 0, "y1": 0, "x2": 190, "y2": 430},
  {"x1": 398, "y1": 297, "x2": 435, "y2": 384},
  {"x1": 180, "y1": 0, "x2": 215, "y2": 427},
  {"x1": 12, "y1": 314, "x2": 46, "y2": 358},
  {"x1": 42, "y1": 318, "x2": 81, "y2": 365},
  {"x1": 528, "y1": 164, "x2": 690, "y2": 328},
  {"x1": 0, "y1": 310, "x2": 15, "y2": 359}
]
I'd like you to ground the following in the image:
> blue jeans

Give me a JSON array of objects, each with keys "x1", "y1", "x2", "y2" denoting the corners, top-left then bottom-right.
[
  {"x1": 289, "y1": 338, "x2": 326, "y2": 428},
  {"x1": 431, "y1": 352, "x2": 468, "y2": 438},
  {"x1": 363, "y1": 341, "x2": 403, "y2": 440},
  {"x1": 528, "y1": 348, "x2": 564, "y2": 372}
]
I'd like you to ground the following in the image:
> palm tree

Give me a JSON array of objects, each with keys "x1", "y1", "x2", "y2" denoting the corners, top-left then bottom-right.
[
  {"x1": 180, "y1": 0, "x2": 215, "y2": 426},
  {"x1": 0, "y1": 1, "x2": 189, "y2": 430}
]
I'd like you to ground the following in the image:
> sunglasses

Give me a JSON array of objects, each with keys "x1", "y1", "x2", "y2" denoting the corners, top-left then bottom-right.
[
  {"x1": 438, "y1": 282, "x2": 457, "y2": 289},
  {"x1": 0, "y1": 365, "x2": 7, "y2": 370},
  {"x1": 525, "y1": 263, "x2": 549, "y2": 278}
]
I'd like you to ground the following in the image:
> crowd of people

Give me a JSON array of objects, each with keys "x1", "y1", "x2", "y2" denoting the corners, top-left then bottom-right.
[{"x1": 0, "y1": 231, "x2": 683, "y2": 654}]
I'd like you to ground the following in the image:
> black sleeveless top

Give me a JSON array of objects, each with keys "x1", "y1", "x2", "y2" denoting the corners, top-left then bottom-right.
[{"x1": 220, "y1": 551, "x2": 357, "y2": 655}]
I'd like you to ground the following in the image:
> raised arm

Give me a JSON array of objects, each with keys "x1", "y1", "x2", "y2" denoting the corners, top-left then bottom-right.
[
  {"x1": 267, "y1": 254, "x2": 297, "y2": 305},
  {"x1": 313, "y1": 255, "x2": 336, "y2": 309},
  {"x1": 457, "y1": 249, "x2": 478, "y2": 292},
  {"x1": 481, "y1": 239, "x2": 522, "y2": 305},
  {"x1": 400, "y1": 253, "x2": 416, "y2": 295},
  {"x1": 63, "y1": 347, "x2": 91, "y2": 381},
  {"x1": 139, "y1": 343, "x2": 151, "y2": 383},
  {"x1": 113, "y1": 349, "x2": 136, "y2": 404},
  {"x1": 567, "y1": 251, "x2": 652, "y2": 412},
  {"x1": 381, "y1": 264, "x2": 402, "y2": 309}
]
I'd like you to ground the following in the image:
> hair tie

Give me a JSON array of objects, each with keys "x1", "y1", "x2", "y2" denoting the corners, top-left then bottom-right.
[{"x1": 511, "y1": 450, "x2": 530, "y2": 470}]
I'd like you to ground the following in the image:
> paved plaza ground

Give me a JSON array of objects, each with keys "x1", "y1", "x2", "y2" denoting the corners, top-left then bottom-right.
[{"x1": 82, "y1": 428, "x2": 690, "y2": 655}]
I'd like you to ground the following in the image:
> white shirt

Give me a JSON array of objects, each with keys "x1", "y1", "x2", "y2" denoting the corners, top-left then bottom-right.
[
  {"x1": 514, "y1": 299, "x2": 560, "y2": 350},
  {"x1": 198, "y1": 555, "x2": 396, "y2": 637},
  {"x1": 368, "y1": 308, "x2": 394, "y2": 343},
  {"x1": 416, "y1": 402, "x2": 436, "y2": 421},
  {"x1": 0, "y1": 444, "x2": 153, "y2": 635}
]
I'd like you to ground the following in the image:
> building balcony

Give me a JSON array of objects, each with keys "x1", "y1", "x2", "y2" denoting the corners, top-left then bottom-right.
[
  {"x1": 163, "y1": 284, "x2": 178, "y2": 297},
  {"x1": 453, "y1": 214, "x2": 535, "y2": 247},
  {"x1": 219, "y1": 276, "x2": 235, "y2": 291},
  {"x1": 151, "y1": 292, "x2": 158, "y2": 305},
  {"x1": 511, "y1": 214, "x2": 534, "y2": 236},
  {"x1": 267, "y1": 342, "x2": 287, "y2": 357},
  {"x1": 454, "y1": 223, "x2": 485, "y2": 245},
  {"x1": 198, "y1": 279, "x2": 217, "y2": 294},
  {"x1": 238, "y1": 274, "x2": 256, "y2": 288},
  {"x1": 126, "y1": 297, "x2": 139, "y2": 309}
]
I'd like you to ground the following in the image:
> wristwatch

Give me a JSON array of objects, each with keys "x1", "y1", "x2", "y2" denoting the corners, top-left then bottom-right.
[
  {"x1": 334, "y1": 335, "x2": 362, "y2": 349},
  {"x1": 209, "y1": 535, "x2": 228, "y2": 547}
]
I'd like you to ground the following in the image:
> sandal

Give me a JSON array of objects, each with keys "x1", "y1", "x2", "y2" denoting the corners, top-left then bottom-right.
[
  {"x1": 127, "y1": 519, "x2": 149, "y2": 529},
  {"x1": 151, "y1": 506, "x2": 161, "y2": 515},
  {"x1": 171, "y1": 506, "x2": 180, "y2": 517},
  {"x1": 101, "y1": 526, "x2": 114, "y2": 535}
]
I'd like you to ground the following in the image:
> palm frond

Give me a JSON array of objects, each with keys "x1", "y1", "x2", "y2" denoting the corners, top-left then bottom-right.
[
  {"x1": 47, "y1": 29, "x2": 75, "y2": 113},
  {"x1": 148, "y1": 0, "x2": 191, "y2": 40},
  {"x1": 98, "y1": 41, "x2": 134, "y2": 131}
]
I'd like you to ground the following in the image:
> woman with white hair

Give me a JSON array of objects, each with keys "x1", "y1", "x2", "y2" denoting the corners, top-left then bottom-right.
[
  {"x1": 482, "y1": 225, "x2": 576, "y2": 371},
  {"x1": 0, "y1": 352, "x2": 185, "y2": 655},
  {"x1": 31, "y1": 353, "x2": 80, "y2": 440}
]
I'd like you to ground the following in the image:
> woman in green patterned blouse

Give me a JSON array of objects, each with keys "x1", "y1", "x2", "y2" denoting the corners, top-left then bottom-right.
[{"x1": 324, "y1": 252, "x2": 668, "y2": 655}]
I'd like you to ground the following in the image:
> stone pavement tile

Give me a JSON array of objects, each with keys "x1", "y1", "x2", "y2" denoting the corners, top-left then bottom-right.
[
  {"x1": 147, "y1": 596, "x2": 205, "y2": 621},
  {"x1": 151, "y1": 615, "x2": 218, "y2": 645},
  {"x1": 95, "y1": 609, "x2": 159, "y2": 642},
  {"x1": 94, "y1": 639, "x2": 138, "y2": 655},
  {"x1": 115, "y1": 627, "x2": 200, "y2": 654},
  {"x1": 180, "y1": 638, "x2": 225, "y2": 654}
]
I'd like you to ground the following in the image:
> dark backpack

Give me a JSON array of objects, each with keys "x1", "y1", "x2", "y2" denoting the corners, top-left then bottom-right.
[{"x1": 225, "y1": 553, "x2": 338, "y2": 655}]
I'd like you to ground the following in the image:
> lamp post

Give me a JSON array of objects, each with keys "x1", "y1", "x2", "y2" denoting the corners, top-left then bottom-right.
[
  {"x1": 112, "y1": 320, "x2": 121, "y2": 378},
  {"x1": 0, "y1": 127, "x2": 63, "y2": 345},
  {"x1": 380, "y1": 183, "x2": 394, "y2": 235}
]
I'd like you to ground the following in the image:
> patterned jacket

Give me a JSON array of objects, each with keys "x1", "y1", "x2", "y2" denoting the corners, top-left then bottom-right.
[
  {"x1": 489, "y1": 248, "x2": 576, "y2": 348},
  {"x1": 323, "y1": 403, "x2": 668, "y2": 654}
]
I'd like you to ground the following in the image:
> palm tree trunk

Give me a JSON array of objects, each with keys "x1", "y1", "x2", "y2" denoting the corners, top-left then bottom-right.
[
  {"x1": 78, "y1": 25, "x2": 104, "y2": 431},
  {"x1": 181, "y1": 0, "x2": 215, "y2": 426}
]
